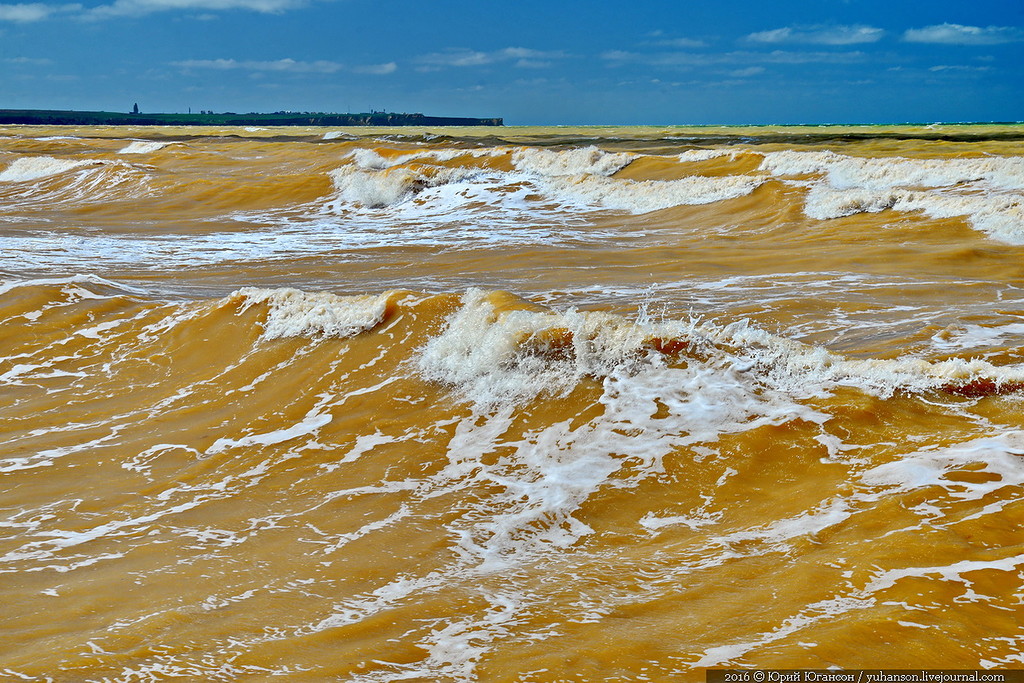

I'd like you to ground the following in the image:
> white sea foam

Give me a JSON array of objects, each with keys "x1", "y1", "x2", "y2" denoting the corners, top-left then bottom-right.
[
  {"x1": 118, "y1": 140, "x2": 170, "y2": 154},
  {"x1": 510, "y1": 145, "x2": 634, "y2": 177},
  {"x1": 234, "y1": 287, "x2": 394, "y2": 340},
  {"x1": 756, "y1": 150, "x2": 1024, "y2": 242},
  {"x1": 760, "y1": 150, "x2": 1024, "y2": 192},
  {"x1": 328, "y1": 163, "x2": 481, "y2": 208},
  {"x1": 800, "y1": 184, "x2": 1024, "y2": 241},
  {"x1": 324, "y1": 144, "x2": 753, "y2": 217},
  {"x1": 860, "y1": 432, "x2": 1024, "y2": 498},
  {"x1": 931, "y1": 321, "x2": 1024, "y2": 352},
  {"x1": 0, "y1": 273, "x2": 143, "y2": 298},
  {"x1": 418, "y1": 289, "x2": 1024, "y2": 411},
  {"x1": 206, "y1": 408, "x2": 333, "y2": 454},
  {"x1": 416, "y1": 288, "x2": 670, "y2": 407},
  {"x1": 0, "y1": 156, "x2": 103, "y2": 182},
  {"x1": 347, "y1": 147, "x2": 500, "y2": 172},
  {"x1": 543, "y1": 173, "x2": 763, "y2": 213},
  {"x1": 695, "y1": 316, "x2": 1024, "y2": 399},
  {"x1": 414, "y1": 295, "x2": 823, "y2": 573},
  {"x1": 678, "y1": 149, "x2": 734, "y2": 162}
]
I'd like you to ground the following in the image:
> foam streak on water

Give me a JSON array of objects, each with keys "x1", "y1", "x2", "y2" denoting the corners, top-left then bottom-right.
[{"x1": 1, "y1": 124, "x2": 1024, "y2": 680}]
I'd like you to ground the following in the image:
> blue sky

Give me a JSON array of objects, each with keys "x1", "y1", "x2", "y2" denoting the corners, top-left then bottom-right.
[{"x1": 1, "y1": 0, "x2": 1022, "y2": 124}]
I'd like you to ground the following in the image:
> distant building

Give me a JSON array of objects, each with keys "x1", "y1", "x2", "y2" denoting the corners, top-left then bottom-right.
[{"x1": 132, "y1": 103, "x2": 139, "y2": 114}]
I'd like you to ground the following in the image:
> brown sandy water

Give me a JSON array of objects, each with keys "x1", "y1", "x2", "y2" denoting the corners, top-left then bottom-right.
[{"x1": 1, "y1": 124, "x2": 1024, "y2": 681}]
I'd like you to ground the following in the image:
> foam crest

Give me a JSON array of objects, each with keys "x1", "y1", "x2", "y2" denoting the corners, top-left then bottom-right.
[
  {"x1": 757, "y1": 150, "x2": 1024, "y2": 242},
  {"x1": 416, "y1": 289, "x2": 685, "y2": 407},
  {"x1": 802, "y1": 184, "x2": 1024, "y2": 242},
  {"x1": 0, "y1": 156, "x2": 104, "y2": 182},
  {"x1": 347, "y1": 147, "x2": 499, "y2": 172},
  {"x1": 0, "y1": 273, "x2": 144, "y2": 298},
  {"x1": 760, "y1": 150, "x2": 1024, "y2": 192},
  {"x1": 510, "y1": 145, "x2": 634, "y2": 177},
  {"x1": 233, "y1": 287, "x2": 396, "y2": 340},
  {"x1": 118, "y1": 141, "x2": 170, "y2": 154},
  {"x1": 420, "y1": 296, "x2": 820, "y2": 571},
  {"x1": 543, "y1": 173, "x2": 763, "y2": 213},
  {"x1": 328, "y1": 164, "x2": 479, "y2": 208},
  {"x1": 418, "y1": 289, "x2": 1024, "y2": 407},
  {"x1": 696, "y1": 317, "x2": 1024, "y2": 398},
  {"x1": 678, "y1": 149, "x2": 734, "y2": 162},
  {"x1": 327, "y1": 145, "x2": 753, "y2": 217}
]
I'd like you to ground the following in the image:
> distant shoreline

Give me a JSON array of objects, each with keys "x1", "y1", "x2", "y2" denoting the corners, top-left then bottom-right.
[{"x1": 0, "y1": 109, "x2": 504, "y2": 127}]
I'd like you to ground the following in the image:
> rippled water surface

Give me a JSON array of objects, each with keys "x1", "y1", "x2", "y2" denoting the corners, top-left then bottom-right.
[{"x1": 2, "y1": 124, "x2": 1024, "y2": 681}]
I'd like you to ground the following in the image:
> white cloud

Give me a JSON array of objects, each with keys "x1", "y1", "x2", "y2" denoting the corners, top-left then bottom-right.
[
  {"x1": 415, "y1": 47, "x2": 565, "y2": 70},
  {"x1": 351, "y1": 62, "x2": 397, "y2": 75},
  {"x1": 746, "y1": 25, "x2": 885, "y2": 45},
  {"x1": 4, "y1": 56, "x2": 53, "y2": 64},
  {"x1": 650, "y1": 37, "x2": 708, "y2": 49},
  {"x1": 173, "y1": 58, "x2": 344, "y2": 73},
  {"x1": 172, "y1": 57, "x2": 397, "y2": 76},
  {"x1": 903, "y1": 23, "x2": 1024, "y2": 45},
  {"x1": 0, "y1": 0, "x2": 313, "y2": 20},
  {"x1": 513, "y1": 59, "x2": 551, "y2": 69},
  {"x1": 0, "y1": 2, "x2": 78, "y2": 22},
  {"x1": 86, "y1": 0, "x2": 305, "y2": 18},
  {"x1": 729, "y1": 66, "x2": 766, "y2": 77},
  {"x1": 928, "y1": 64, "x2": 992, "y2": 72},
  {"x1": 602, "y1": 49, "x2": 867, "y2": 67}
]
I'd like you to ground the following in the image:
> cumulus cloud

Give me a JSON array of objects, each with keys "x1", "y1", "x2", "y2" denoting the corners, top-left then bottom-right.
[
  {"x1": 415, "y1": 47, "x2": 565, "y2": 70},
  {"x1": 903, "y1": 23, "x2": 1024, "y2": 45},
  {"x1": 745, "y1": 25, "x2": 885, "y2": 45},
  {"x1": 0, "y1": 2, "x2": 79, "y2": 22}
]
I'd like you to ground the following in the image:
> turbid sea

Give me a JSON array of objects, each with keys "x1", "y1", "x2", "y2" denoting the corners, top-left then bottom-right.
[{"x1": 1, "y1": 123, "x2": 1024, "y2": 681}]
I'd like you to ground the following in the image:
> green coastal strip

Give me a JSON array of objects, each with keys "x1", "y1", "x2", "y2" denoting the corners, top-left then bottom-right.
[{"x1": 0, "y1": 109, "x2": 504, "y2": 127}]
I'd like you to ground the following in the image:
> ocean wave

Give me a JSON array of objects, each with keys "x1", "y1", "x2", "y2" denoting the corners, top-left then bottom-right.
[
  {"x1": 232, "y1": 287, "x2": 401, "y2": 340},
  {"x1": 324, "y1": 144, "x2": 757, "y2": 215},
  {"x1": 801, "y1": 183, "x2": 1024, "y2": 241},
  {"x1": 759, "y1": 150, "x2": 1024, "y2": 192},
  {"x1": 21, "y1": 280, "x2": 1018, "y2": 411},
  {"x1": 347, "y1": 147, "x2": 501, "y2": 171},
  {"x1": 745, "y1": 149, "x2": 1024, "y2": 242},
  {"x1": 510, "y1": 145, "x2": 635, "y2": 177},
  {"x1": 327, "y1": 163, "x2": 484, "y2": 208},
  {"x1": 0, "y1": 155, "x2": 108, "y2": 182},
  {"x1": 0, "y1": 156, "x2": 152, "y2": 211},
  {"x1": 118, "y1": 140, "x2": 171, "y2": 154},
  {"x1": 413, "y1": 288, "x2": 1024, "y2": 408},
  {"x1": 677, "y1": 149, "x2": 736, "y2": 162},
  {"x1": 541, "y1": 173, "x2": 763, "y2": 212}
]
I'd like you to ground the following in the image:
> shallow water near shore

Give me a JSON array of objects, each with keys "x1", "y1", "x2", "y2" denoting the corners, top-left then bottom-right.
[{"x1": 1, "y1": 123, "x2": 1024, "y2": 681}]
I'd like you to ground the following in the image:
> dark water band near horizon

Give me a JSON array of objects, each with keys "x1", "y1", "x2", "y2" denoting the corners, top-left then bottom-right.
[{"x1": 1, "y1": 123, "x2": 1024, "y2": 681}]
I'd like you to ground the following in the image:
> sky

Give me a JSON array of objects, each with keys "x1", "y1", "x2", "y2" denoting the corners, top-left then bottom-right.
[{"x1": 0, "y1": 0, "x2": 1022, "y2": 125}]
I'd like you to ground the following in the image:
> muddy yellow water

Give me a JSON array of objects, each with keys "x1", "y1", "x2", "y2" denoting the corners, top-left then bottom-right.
[{"x1": 1, "y1": 124, "x2": 1024, "y2": 681}]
